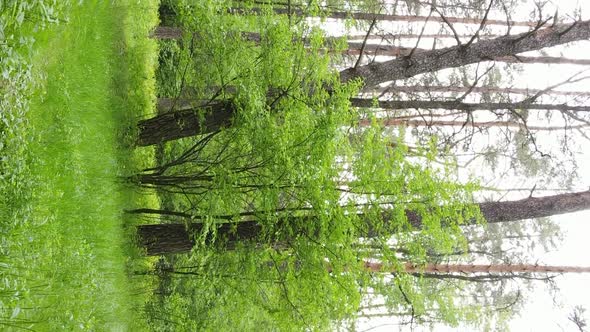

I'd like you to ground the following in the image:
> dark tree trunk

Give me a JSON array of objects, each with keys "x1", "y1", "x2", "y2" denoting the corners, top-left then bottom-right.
[
  {"x1": 137, "y1": 190, "x2": 590, "y2": 255},
  {"x1": 137, "y1": 224, "x2": 195, "y2": 255},
  {"x1": 359, "y1": 118, "x2": 588, "y2": 131},
  {"x1": 370, "y1": 85, "x2": 590, "y2": 97},
  {"x1": 239, "y1": 7, "x2": 537, "y2": 27},
  {"x1": 477, "y1": 190, "x2": 590, "y2": 224},
  {"x1": 340, "y1": 20, "x2": 590, "y2": 88},
  {"x1": 137, "y1": 220, "x2": 263, "y2": 255},
  {"x1": 346, "y1": 45, "x2": 590, "y2": 66},
  {"x1": 350, "y1": 98, "x2": 590, "y2": 113},
  {"x1": 363, "y1": 262, "x2": 590, "y2": 274},
  {"x1": 150, "y1": 26, "x2": 183, "y2": 39},
  {"x1": 137, "y1": 101, "x2": 235, "y2": 146},
  {"x1": 139, "y1": 82, "x2": 590, "y2": 145},
  {"x1": 493, "y1": 55, "x2": 590, "y2": 66}
]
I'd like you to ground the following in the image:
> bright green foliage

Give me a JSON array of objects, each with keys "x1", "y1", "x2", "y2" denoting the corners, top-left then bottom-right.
[
  {"x1": 0, "y1": 0, "x2": 513, "y2": 330},
  {"x1": 141, "y1": 1, "x2": 486, "y2": 330},
  {"x1": 0, "y1": 0, "x2": 160, "y2": 330}
]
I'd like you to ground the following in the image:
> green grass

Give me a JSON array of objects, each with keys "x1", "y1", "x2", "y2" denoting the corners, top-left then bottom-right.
[{"x1": 1, "y1": 0, "x2": 159, "y2": 330}]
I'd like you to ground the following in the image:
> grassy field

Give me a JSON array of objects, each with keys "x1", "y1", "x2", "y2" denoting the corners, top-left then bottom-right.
[{"x1": 1, "y1": 1, "x2": 159, "y2": 330}]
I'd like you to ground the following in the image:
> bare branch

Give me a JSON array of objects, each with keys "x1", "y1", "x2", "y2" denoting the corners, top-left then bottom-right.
[
  {"x1": 465, "y1": 0, "x2": 495, "y2": 48},
  {"x1": 354, "y1": 18, "x2": 378, "y2": 69}
]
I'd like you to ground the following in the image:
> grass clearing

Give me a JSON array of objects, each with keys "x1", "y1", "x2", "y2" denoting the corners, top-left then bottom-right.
[{"x1": 1, "y1": 0, "x2": 159, "y2": 330}]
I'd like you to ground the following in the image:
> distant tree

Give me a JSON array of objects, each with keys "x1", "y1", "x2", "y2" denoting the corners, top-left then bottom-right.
[
  {"x1": 369, "y1": 84, "x2": 590, "y2": 97},
  {"x1": 235, "y1": 7, "x2": 538, "y2": 27},
  {"x1": 568, "y1": 306, "x2": 588, "y2": 332},
  {"x1": 350, "y1": 98, "x2": 590, "y2": 113},
  {"x1": 363, "y1": 262, "x2": 590, "y2": 274}
]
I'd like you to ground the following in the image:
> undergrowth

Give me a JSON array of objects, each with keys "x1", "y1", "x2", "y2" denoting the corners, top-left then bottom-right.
[{"x1": 0, "y1": 0, "x2": 159, "y2": 330}]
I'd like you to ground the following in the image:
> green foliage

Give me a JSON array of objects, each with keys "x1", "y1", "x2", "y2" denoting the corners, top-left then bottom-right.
[
  {"x1": 0, "y1": 0, "x2": 160, "y2": 330},
  {"x1": 0, "y1": 0, "x2": 544, "y2": 331},
  {"x1": 142, "y1": 1, "x2": 487, "y2": 330}
]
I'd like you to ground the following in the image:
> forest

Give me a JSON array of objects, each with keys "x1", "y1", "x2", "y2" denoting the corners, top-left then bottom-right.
[{"x1": 1, "y1": 0, "x2": 590, "y2": 330}]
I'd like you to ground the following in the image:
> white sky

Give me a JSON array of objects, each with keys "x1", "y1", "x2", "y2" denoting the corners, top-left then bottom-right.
[
  {"x1": 468, "y1": 1, "x2": 590, "y2": 329},
  {"x1": 341, "y1": 0, "x2": 590, "y2": 330}
]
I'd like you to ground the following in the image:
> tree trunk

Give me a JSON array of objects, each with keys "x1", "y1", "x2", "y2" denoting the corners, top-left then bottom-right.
[
  {"x1": 350, "y1": 98, "x2": 590, "y2": 113},
  {"x1": 362, "y1": 262, "x2": 590, "y2": 273},
  {"x1": 358, "y1": 118, "x2": 589, "y2": 131},
  {"x1": 339, "y1": 20, "x2": 590, "y2": 88},
  {"x1": 240, "y1": 7, "x2": 537, "y2": 27},
  {"x1": 137, "y1": 224, "x2": 195, "y2": 255},
  {"x1": 346, "y1": 45, "x2": 590, "y2": 66},
  {"x1": 347, "y1": 33, "x2": 503, "y2": 40},
  {"x1": 150, "y1": 26, "x2": 183, "y2": 39},
  {"x1": 493, "y1": 55, "x2": 590, "y2": 66},
  {"x1": 140, "y1": 92, "x2": 590, "y2": 145},
  {"x1": 369, "y1": 85, "x2": 590, "y2": 97},
  {"x1": 137, "y1": 100, "x2": 235, "y2": 146},
  {"x1": 137, "y1": 190, "x2": 590, "y2": 255},
  {"x1": 150, "y1": 27, "x2": 500, "y2": 43},
  {"x1": 476, "y1": 190, "x2": 590, "y2": 224},
  {"x1": 137, "y1": 221, "x2": 263, "y2": 255}
]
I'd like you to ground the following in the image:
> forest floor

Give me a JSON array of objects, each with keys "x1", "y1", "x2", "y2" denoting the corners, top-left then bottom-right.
[{"x1": 1, "y1": 1, "x2": 159, "y2": 330}]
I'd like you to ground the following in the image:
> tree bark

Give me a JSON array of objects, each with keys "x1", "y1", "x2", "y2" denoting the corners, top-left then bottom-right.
[
  {"x1": 151, "y1": 28, "x2": 500, "y2": 42},
  {"x1": 493, "y1": 55, "x2": 590, "y2": 66},
  {"x1": 140, "y1": 93, "x2": 590, "y2": 145},
  {"x1": 369, "y1": 85, "x2": 590, "y2": 98},
  {"x1": 137, "y1": 190, "x2": 590, "y2": 255},
  {"x1": 346, "y1": 45, "x2": 590, "y2": 66},
  {"x1": 350, "y1": 98, "x2": 590, "y2": 113},
  {"x1": 137, "y1": 221, "x2": 263, "y2": 255},
  {"x1": 476, "y1": 190, "x2": 590, "y2": 224},
  {"x1": 137, "y1": 100, "x2": 235, "y2": 146},
  {"x1": 358, "y1": 118, "x2": 589, "y2": 131},
  {"x1": 243, "y1": 7, "x2": 537, "y2": 27},
  {"x1": 150, "y1": 26, "x2": 183, "y2": 39},
  {"x1": 152, "y1": 27, "x2": 584, "y2": 70},
  {"x1": 362, "y1": 262, "x2": 590, "y2": 273},
  {"x1": 347, "y1": 33, "x2": 503, "y2": 40},
  {"x1": 339, "y1": 20, "x2": 590, "y2": 88}
]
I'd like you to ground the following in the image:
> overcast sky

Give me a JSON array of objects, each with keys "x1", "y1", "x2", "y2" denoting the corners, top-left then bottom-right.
[{"x1": 350, "y1": 0, "x2": 590, "y2": 330}]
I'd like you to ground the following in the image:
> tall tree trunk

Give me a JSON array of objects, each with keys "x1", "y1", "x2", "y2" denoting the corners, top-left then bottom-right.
[
  {"x1": 239, "y1": 7, "x2": 537, "y2": 27},
  {"x1": 137, "y1": 220, "x2": 263, "y2": 255},
  {"x1": 349, "y1": 98, "x2": 590, "y2": 113},
  {"x1": 339, "y1": 20, "x2": 590, "y2": 88},
  {"x1": 346, "y1": 45, "x2": 590, "y2": 66},
  {"x1": 493, "y1": 55, "x2": 590, "y2": 66},
  {"x1": 141, "y1": 91, "x2": 590, "y2": 146},
  {"x1": 152, "y1": 28, "x2": 585, "y2": 68},
  {"x1": 362, "y1": 262, "x2": 590, "y2": 273},
  {"x1": 358, "y1": 118, "x2": 589, "y2": 131},
  {"x1": 137, "y1": 100, "x2": 235, "y2": 146},
  {"x1": 150, "y1": 26, "x2": 183, "y2": 39},
  {"x1": 476, "y1": 190, "x2": 590, "y2": 224},
  {"x1": 137, "y1": 224, "x2": 195, "y2": 255},
  {"x1": 137, "y1": 190, "x2": 590, "y2": 255},
  {"x1": 150, "y1": 28, "x2": 500, "y2": 42},
  {"x1": 347, "y1": 33, "x2": 503, "y2": 40},
  {"x1": 369, "y1": 85, "x2": 590, "y2": 97}
]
